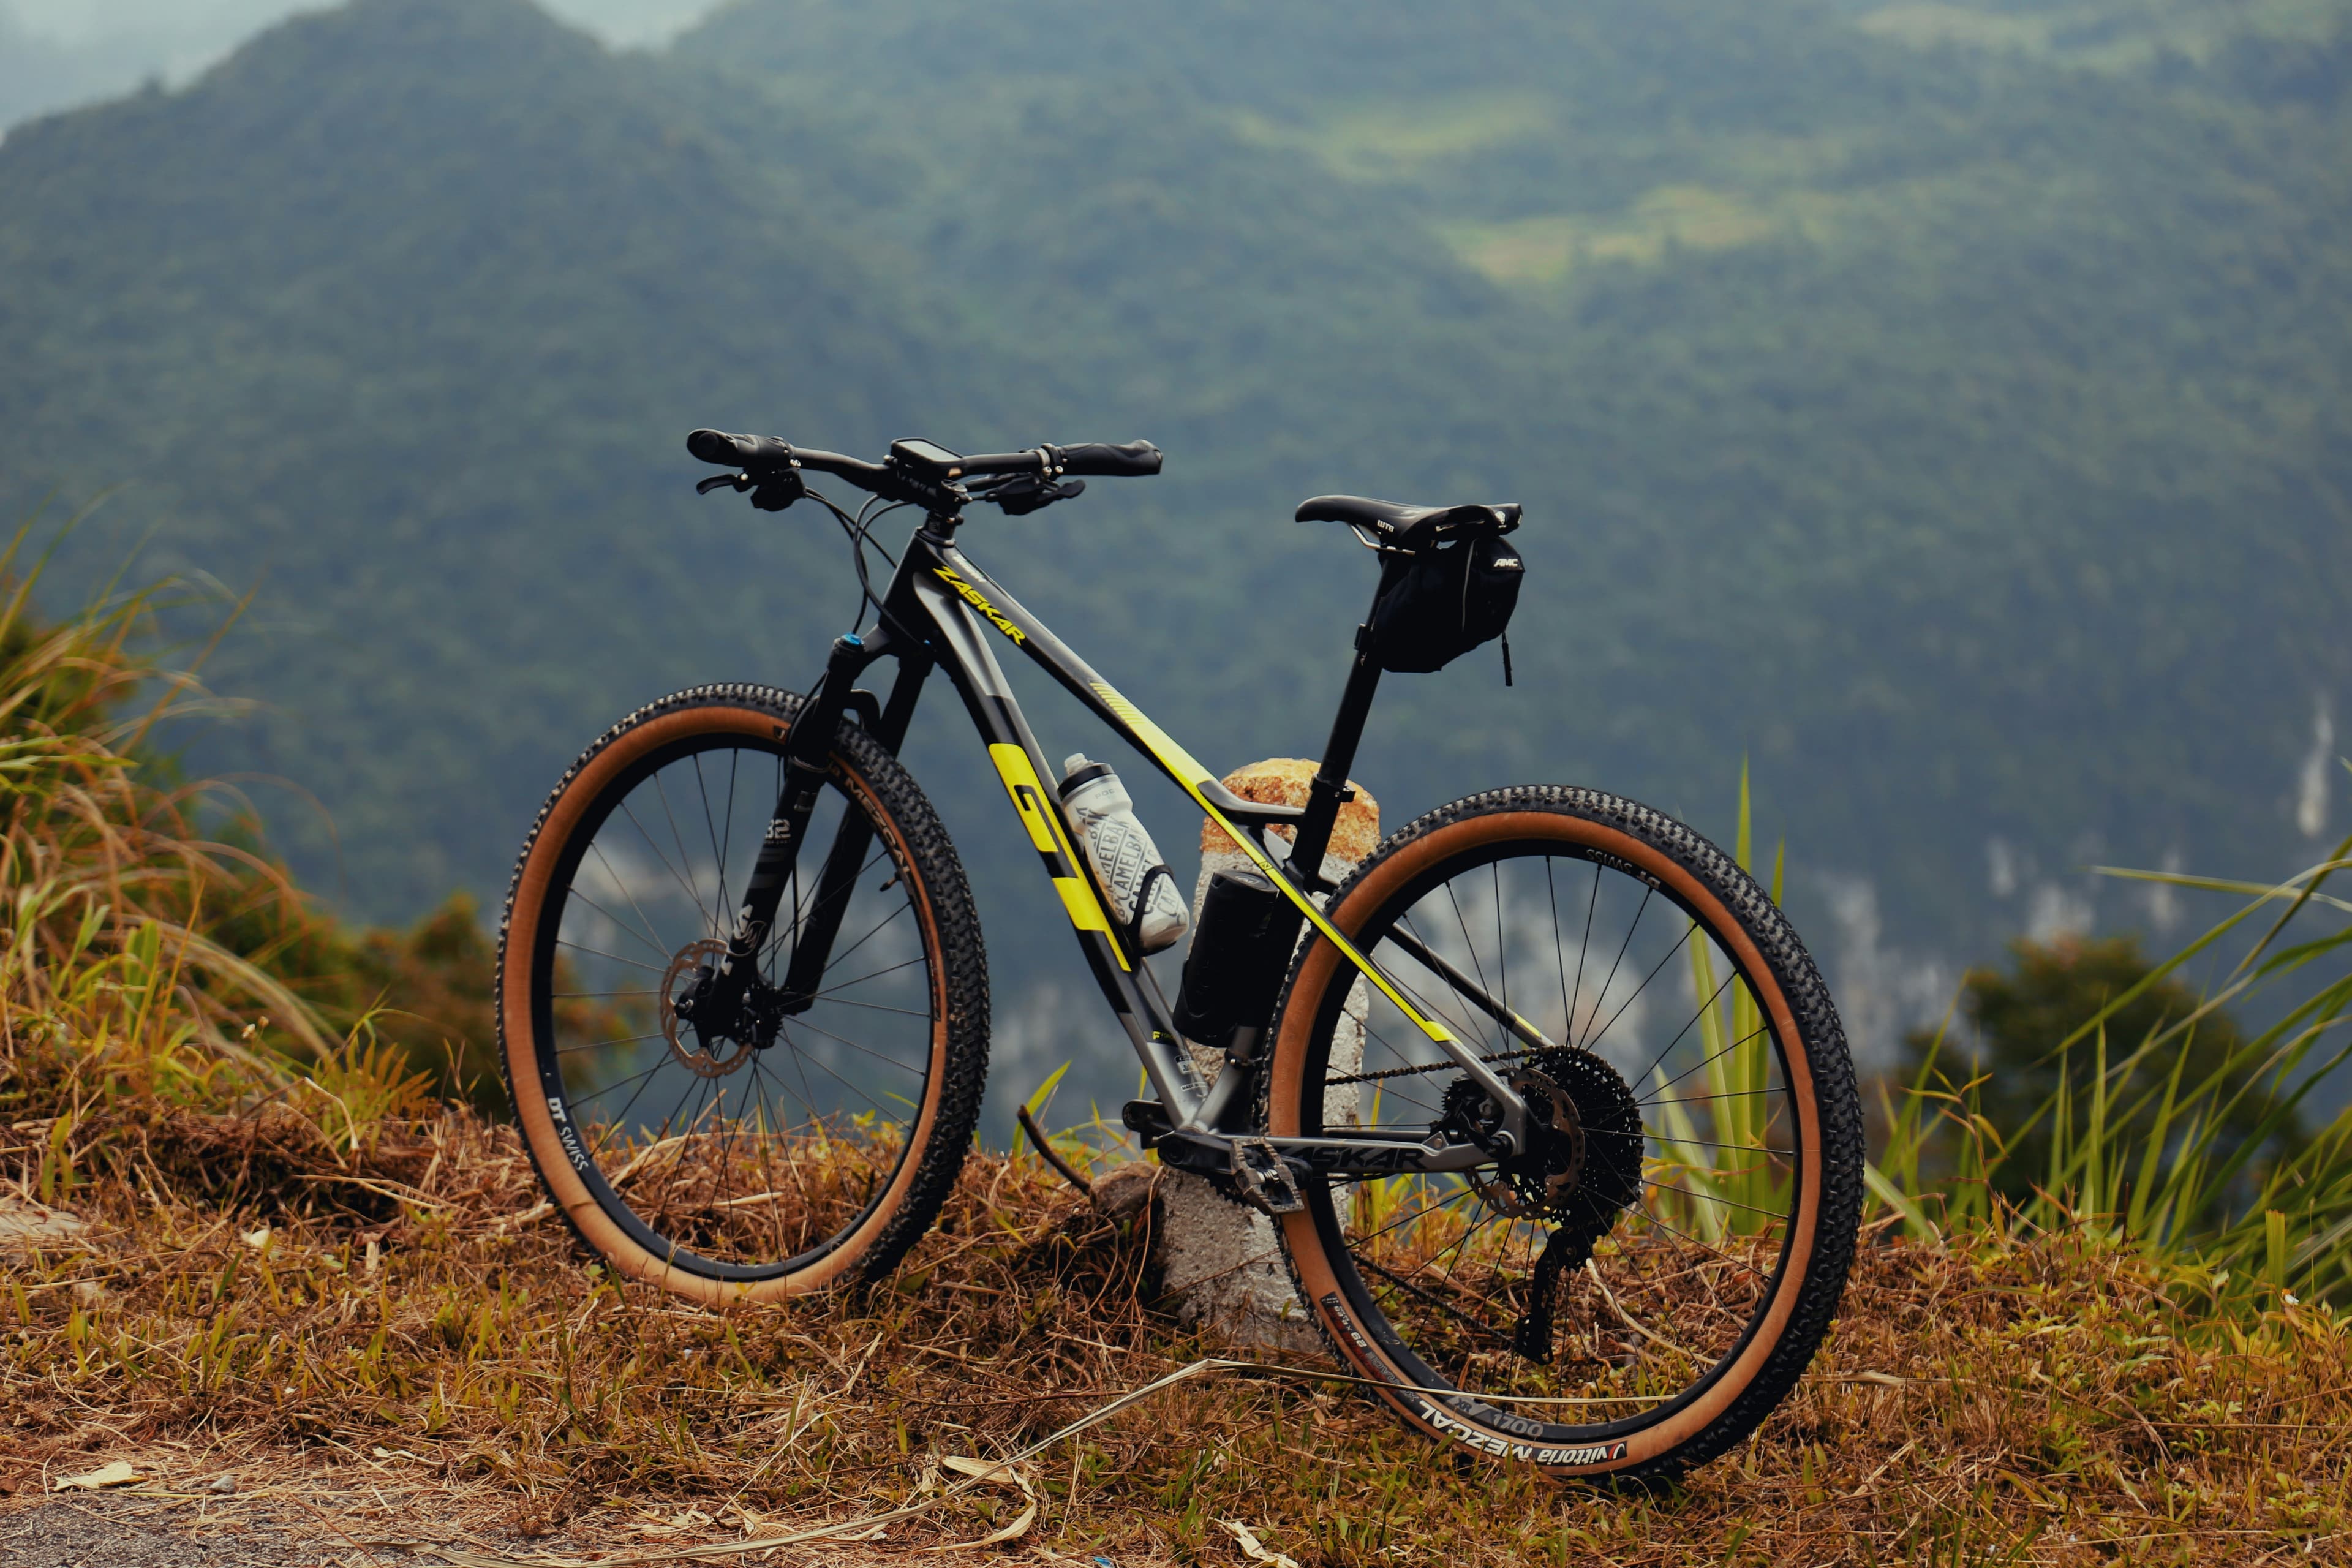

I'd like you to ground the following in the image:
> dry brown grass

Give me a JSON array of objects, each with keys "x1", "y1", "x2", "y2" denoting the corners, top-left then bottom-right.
[
  {"x1": 4, "y1": 545, "x2": 2346, "y2": 1564},
  {"x1": 5, "y1": 1110, "x2": 2348, "y2": 1568}
]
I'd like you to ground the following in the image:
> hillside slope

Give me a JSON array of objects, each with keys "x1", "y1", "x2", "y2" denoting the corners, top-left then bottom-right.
[
  {"x1": 0, "y1": 0, "x2": 959, "y2": 904},
  {"x1": 4, "y1": 0, "x2": 2349, "y2": 1096}
]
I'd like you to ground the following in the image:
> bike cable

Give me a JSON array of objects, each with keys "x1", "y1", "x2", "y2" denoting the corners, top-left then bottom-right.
[{"x1": 802, "y1": 487, "x2": 922, "y2": 647}]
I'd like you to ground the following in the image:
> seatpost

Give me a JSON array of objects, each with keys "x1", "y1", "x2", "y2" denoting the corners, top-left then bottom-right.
[{"x1": 1283, "y1": 642, "x2": 1382, "y2": 886}]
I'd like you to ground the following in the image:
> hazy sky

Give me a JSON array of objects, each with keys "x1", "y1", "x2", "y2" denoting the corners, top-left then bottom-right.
[{"x1": 2, "y1": 0, "x2": 718, "y2": 128}]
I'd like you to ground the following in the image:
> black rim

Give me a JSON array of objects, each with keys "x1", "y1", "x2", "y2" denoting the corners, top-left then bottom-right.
[
  {"x1": 1303, "y1": 834, "x2": 1806, "y2": 1444},
  {"x1": 527, "y1": 729, "x2": 939, "y2": 1282}
]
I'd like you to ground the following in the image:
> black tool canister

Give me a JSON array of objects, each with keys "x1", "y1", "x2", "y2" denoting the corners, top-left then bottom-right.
[{"x1": 1171, "y1": 869, "x2": 1292, "y2": 1044}]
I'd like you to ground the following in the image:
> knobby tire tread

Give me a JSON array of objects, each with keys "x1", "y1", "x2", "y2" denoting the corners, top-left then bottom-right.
[
  {"x1": 1261, "y1": 785, "x2": 1864, "y2": 1481},
  {"x1": 496, "y1": 683, "x2": 990, "y2": 1292}
]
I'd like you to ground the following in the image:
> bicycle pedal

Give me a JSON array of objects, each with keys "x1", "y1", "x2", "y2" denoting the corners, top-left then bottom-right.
[{"x1": 1228, "y1": 1136, "x2": 1306, "y2": 1216}]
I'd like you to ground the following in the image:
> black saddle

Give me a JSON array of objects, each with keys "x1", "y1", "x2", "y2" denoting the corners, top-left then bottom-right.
[{"x1": 1295, "y1": 494, "x2": 1521, "y2": 549}]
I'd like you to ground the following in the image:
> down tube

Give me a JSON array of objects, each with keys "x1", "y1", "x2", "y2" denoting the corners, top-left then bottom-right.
[
  {"x1": 929, "y1": 545, "x2": 1498, "y2": 1091},
  {"x1": 905, "y1": 570, "x2": 1208, "y2": 1117}
]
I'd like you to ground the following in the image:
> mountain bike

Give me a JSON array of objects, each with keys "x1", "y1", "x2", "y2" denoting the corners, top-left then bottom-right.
[{"x1": 496, "y1": 429, "x2": 1865, "y2": 1479}]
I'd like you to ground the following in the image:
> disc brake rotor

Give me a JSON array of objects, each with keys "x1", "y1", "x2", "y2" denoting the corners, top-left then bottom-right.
[
  {"x1": 1452, "y1": 1047, "x2": 1642, "y2": 1231},
  {"x1": 660, "y1": 938, "x2": 756, "y2": 1079}
]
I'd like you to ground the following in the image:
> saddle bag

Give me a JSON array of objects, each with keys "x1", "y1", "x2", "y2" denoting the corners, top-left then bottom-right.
[{"x1": 1362, "y1": 529, "x2": 1525, "y2": 674}]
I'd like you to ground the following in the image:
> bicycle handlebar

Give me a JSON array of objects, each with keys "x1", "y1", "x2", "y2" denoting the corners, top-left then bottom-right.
[
  {"x1": 690, "y1": 430, "x2": 1158, "y2": 489},
  {"x1": 955, "y1": 439, "x2": 1157, "y2": 475},
  {"x1": 687, "y1": 429, "x2": 890, "y2": 488},
  {"x1": 682, "y1": 432, "x2": 1157, "y2": 517}
]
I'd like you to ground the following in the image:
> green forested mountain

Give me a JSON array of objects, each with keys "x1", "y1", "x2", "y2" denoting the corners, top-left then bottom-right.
[{"x1": 3, "y1": 0, "x2": 2348, "y2": 1104}]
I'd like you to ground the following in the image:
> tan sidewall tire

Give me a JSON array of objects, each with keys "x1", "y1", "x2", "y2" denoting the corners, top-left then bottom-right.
[
  {"x1": 501, "y1": 699, "x2": 952, "y2": 1308},
  {"x1": 1268, "y1": 799, "x2": 1849, "y2": 1479}
]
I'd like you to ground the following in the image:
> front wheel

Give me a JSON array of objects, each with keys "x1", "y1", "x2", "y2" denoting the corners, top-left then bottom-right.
[
  {"x1": 1264, "y1": 787, "x2": 1863, "y2": 1480},
  {"x1": 497, "y1": 684, "x2": 990, "y2": 1305}
]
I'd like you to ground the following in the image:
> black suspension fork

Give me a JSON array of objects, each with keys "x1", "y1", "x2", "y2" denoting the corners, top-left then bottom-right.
[
  {"x1": 683, "y1": 630, "x2": 875, "y2": 1027},
  {"x1": 687, "y1": 600, "x2": 934, "y2": 1033},
  {"x1": 775, "y1": 645, "x2": 932, "y2": 1013}
]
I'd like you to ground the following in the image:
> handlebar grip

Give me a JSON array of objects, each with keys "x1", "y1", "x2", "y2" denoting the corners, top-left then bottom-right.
[
  {"x1": 687, "y1": 429, "x2": 796, "y2": 469},
  {"x1": 1053, "y1": 440, "x2": 1162, "y2": 477}
]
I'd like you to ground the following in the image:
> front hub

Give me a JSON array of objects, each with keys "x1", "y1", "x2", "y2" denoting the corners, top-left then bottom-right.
[{"x1": 662, "y1": 939, "x2": 782, "y2": 1077}]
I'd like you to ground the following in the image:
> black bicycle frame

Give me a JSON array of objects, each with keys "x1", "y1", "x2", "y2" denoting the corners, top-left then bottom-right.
[{"x1": 723, "y1": 511, "x2": 1537, "y2": 1178}]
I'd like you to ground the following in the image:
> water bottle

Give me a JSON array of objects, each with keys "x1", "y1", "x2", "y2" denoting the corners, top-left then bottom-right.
[{"x1": 1059, "y1": 754, "x2": 1189, "y2": 954}]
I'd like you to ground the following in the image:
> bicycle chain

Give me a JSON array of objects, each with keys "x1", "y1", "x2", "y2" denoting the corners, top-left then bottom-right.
[{"x1": 1325, "y1": 1043, "x2": 1544, "y2": 1086}]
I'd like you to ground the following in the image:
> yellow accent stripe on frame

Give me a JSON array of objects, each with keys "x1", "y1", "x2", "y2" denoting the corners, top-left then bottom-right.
[
  {"x1": 1085, "y1": 682, "x2": 1452, "y2": 1044},
  {"x1": 987, "y1": 742, "x2": 1128, "y2": 968},
  {"x1": 1091, "y1": 682, "x2": 1214, "y2": 786},
  {"x1": 1053, "y1": 877, "x2": 1110, "y2": 933}
]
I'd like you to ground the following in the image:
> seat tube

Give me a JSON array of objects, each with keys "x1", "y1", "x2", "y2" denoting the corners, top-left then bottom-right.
[{"x1": 1286, "y1": 647, "x2": 1382, "y2": 882}]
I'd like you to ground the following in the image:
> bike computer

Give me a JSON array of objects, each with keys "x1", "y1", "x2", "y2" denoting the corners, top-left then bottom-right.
[{"x1": 889, "y1": 438, "x2": 963, "y2": 473}]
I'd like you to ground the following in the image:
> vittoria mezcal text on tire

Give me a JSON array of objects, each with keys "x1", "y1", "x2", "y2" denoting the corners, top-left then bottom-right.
[{"x1": 1262, "y1": 787, "x2": 1864, "y2": 1481}]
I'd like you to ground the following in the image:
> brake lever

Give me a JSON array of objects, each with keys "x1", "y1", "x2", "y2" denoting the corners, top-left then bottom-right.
[
  {"x1": 986, "y1": 475, "x2": 1087, "y2": 516},
  {"x1": 694, "y1": 467, "x2": 807, "y2": 512}
]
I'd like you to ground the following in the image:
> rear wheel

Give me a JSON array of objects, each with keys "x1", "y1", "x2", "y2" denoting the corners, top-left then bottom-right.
[
  {"x1": 1265, "y1": 787, "x2": 1862, "y2": 1479},
  {"x1": 497, "y1": 685, "x2": 989, "y2": 1305}
]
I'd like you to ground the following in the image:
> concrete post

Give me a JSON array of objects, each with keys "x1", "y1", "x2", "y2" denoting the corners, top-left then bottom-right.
[{"x1": 1156, "y1": 759, "x2": 1379, "y2": 1346}]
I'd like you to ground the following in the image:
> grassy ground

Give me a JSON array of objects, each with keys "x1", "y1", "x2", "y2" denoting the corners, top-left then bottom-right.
[
  {"x1": 4, "y1": 1113, "x2": 2346, "y2": 1567},
  {"x1": 3, "y1": 546, "x2": 2346, "y2": 1564}
]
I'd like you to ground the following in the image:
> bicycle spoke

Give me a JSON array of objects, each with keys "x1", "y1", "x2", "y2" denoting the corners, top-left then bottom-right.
[
  {"x1": 1641, "y1": 1018, "x2": 1770, "y2": 1103},
  {"x1": 556, "y1": 938, "x2": 663, "y2": 973},
  {"x1": 1492, "y1": 859, "x2": 1509, "y2": 1033},
  {"x1": 779, "y1": 1016, "x2": 928, "y2": 1101},
  {"x1": 805, "y1": 953, "x2": 928, "y2": 998},
  {"x1": 1582, "y1": 914, "x2": 1692, "y2": 1055},
  {"x1": 554, "y1": 1030, "x2": 664, "y2": 1057},
  {"x1": 579, "y1": 1061, "x2": 669, "y2": 1152},
  {"x1": 1352, "y1": 1249, "x2": 1514, "y2": 1348},
  {"x1": 619, "y1": 798, "x2": 713, "y2": 932},
  {"x1": 691, "y1": 751, "x2": 733, "y2": 939},
  {"x1": 823, "y1": 899, "x2": 915, "y2": 977},
  {"x1": 748, "y1": 1065, "x2": 797, "y2": 1259},
  {"x1": 765, "y1": 845, "x2": 893, "y2": 970},
  {"x1": 1629, "y1": 1209, "x2": 1773, "y2": 1281},
  {"x1": 1647, "y1": 1086, "x2": 1782, "y2": 1106},
  {"x1": 1618, "y1": 1129, "x2": 1793, "y2": 1159},
  {"x1": 1568, "y1": 858, "x2": 1598, "y2": 1044},
  {"x1": 564, "y1": 886, "x2": 673, "y2": 959},
  {"x1": 814, "y1": 995, "x2": 935, "y2": 1020},
  {"x1": 586, "y1": 840, "x2": 676, "y2": 959},
  {"x1": 1574, "y1": 883, "x2": 1650, "y2": 1051},
  {"x1": 650, "y1": 771, "x2": 710, "y2": 933},
  {"x1": 1442, "y1": 881, "x2": 1501, "y2": 1054}
]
